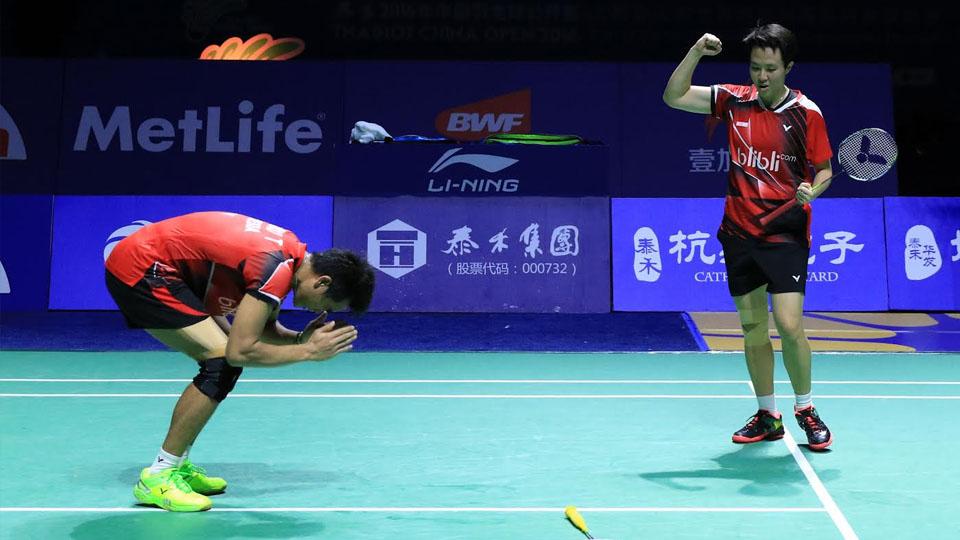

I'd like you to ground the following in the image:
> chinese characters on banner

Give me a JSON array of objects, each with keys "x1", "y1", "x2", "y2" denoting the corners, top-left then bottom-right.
[
  {"x1": 337, "y1": 197, "x2": 610, "y2": 312},
  {"x1": 613, "y1": 198, "x2": 888, "y2": 311},
  {"x1": 885, "y1": 198, "x2": 959, "y2": 310}
]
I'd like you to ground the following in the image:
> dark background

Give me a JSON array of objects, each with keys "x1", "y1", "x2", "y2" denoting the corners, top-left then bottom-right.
[{"x1": 3, "y1": 0, "x2": 957, "y2": 196}]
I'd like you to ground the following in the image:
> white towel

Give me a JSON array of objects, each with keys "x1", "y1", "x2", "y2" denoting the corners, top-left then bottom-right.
[{"x1": 350, "y1": 121, "x2": 392, "y2": 143}]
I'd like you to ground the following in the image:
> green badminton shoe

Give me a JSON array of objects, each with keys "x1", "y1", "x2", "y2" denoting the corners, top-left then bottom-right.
[
  {"x1": 179, "y1": 459, "x2": 228, "y2": 495},
  {"x1": 134, "y1": 467, "x2": 212, "y2": 512}
]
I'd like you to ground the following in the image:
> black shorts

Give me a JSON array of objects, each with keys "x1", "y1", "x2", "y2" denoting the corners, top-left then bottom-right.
[
  {"x1": 719, "y1": 233, "x2": 809, "y2": 297},
  {"x1": 105, "y1": 270, "x2": 209, "y2": 329}
]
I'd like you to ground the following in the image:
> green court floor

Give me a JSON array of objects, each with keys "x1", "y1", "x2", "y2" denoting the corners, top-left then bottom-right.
[{"x1": 1, "y1": 351, "x2": 958, "y2": 539}]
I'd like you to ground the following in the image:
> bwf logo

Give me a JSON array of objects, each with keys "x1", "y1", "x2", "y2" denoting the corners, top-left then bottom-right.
[
  {"x1": 367, "y1": 219, "x2": 427, "y2": 279},
  {"x1": 435, "y1": 89, "x2": 531, "y2": 141},
  {"x1": 0, "y1": 105, "x2": 27, "y2": 160}
]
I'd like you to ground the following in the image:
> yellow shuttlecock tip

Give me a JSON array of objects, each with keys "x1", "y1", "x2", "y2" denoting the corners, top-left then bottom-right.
[{"x1": 565, "y1": 505, "x2": 590, "y2": 532}]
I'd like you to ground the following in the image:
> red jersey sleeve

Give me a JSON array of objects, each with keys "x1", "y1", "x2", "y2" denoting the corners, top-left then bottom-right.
[
  {"x1": 711, "y1": 84, "x2": 751, "y2": 119},
  {"x1": 805, "y1": 106, "x2": 833, "y2": 165},
  {"x1": 245, "y1": 251, "x2": 296, "y2": 306}
]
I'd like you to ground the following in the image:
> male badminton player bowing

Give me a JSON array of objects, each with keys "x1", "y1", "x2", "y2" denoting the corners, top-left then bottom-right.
[
  {"x1": 105, "y1": 211, "x2": 376, "y2": 511},
  {"x1": 662, "y1": 23, "x2": 833, "y2": 450}
]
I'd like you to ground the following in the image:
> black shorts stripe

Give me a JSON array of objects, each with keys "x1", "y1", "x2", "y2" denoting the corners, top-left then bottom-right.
[{"x1": 105, "y1": 270, "x2": 209, "y2": 330}]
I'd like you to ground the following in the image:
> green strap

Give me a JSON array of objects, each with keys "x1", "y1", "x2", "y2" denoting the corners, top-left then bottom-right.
[{"x1": 483, "y1": 133, "x2": 583, "y2": 145}]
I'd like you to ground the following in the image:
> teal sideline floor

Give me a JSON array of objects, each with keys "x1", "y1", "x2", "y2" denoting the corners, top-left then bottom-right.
[{"x1": 1, "y1": 351, "x2": 958, "y2": 539}]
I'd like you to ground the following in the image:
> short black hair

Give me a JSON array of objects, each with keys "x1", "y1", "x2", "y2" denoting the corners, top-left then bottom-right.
[
  {"x1": 309, "y1": 248, "x2": 376, "y2": 314},
  {"x1": 742, "y1": 23, "x2": 797, "y2": 66}
]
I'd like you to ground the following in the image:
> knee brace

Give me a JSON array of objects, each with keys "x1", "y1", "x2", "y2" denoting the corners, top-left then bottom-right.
[{"x1": 193, "y1": 357, "x2": 243, "y2": 402}]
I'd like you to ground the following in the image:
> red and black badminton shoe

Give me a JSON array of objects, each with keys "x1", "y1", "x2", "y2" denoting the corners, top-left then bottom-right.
[
  {"x1": 795, "y1": 405, "x2": 833, "y2": 451},
  {"x1": 732, "y1": 409, "x2": 785, "y2": 444}
]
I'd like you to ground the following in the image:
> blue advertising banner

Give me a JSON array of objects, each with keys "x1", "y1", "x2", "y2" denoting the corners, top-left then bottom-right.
[
  {"x1": 0, "y1": 59, "x2": 64, "y2": 194},
  {"x1": 58, "y1": 60, "x2": 343, "y2": 194},
  {"x1": 612, "y1": 198, "x2": 887, "y2": 311},
  {"x1": 885, "y1": 198, "x2": 960, "y2": 310},
  {"x1": 334, "y1": 196, "x2": 610, "y2": 312},
  {"x1": 336, "y1": 143, "x2": 608, "y2": 196},
  {"x1": 343, "y1": 61, "x2": 621, "y2": 194},
  {"x1": 0, "y1": 196, "x2": 53, "y2": 311},
  {"x1": 49, "y1": 196, "x2": 333, "y2": 309},
  {"x1": 619, "y1": 63, "x2": 897, "y2": 198}
]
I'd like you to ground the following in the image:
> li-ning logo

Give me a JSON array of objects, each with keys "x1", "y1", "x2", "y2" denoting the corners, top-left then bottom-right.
[
  {"x1": 367, "y1": 219, "x2": 427, "y2": 279},
  {"x1": 735, "y1": 147, "x2": 797, "y2": 172},
  {"x1": 428, "y1": 149, "x2": 517, "y2": 174},
  {"x1": 104, "y1": 220, "x2": 152, "y2": 261},
  {"x1": 427, "y1": 148, "x2": 520, "y2": 193},
  {"x1": 0, "y1": 105, "x2": 27, "y2": 160},
  {"x1": 435, "y1": 89, "x2": 531, "y2": 141},
  {"x1": 73, "y1": 101, "x2": 324, "y2": 154}
]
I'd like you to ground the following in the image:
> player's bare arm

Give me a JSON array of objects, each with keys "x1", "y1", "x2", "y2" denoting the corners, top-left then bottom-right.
[
  {"x1": 796, "y1": 160, "x2": 834, "y2": 204},
  {"x1": 663, "y1": 33, "x2": 722, "y2": 114},
  {"x1": 258, "y1": 304, "x2": 300, "y2": 345},
  {"x1": 225, "y1": 294, "x2": 358, "y2": 366}
]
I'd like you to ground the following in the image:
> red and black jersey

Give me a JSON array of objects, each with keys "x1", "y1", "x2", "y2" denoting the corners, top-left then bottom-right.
[
  {"x1": 105, "y1": 212, "x2": 307, "y2": 316},
  {"x1": 712, "y1": 84, "x2": 832, "y2": 245}
]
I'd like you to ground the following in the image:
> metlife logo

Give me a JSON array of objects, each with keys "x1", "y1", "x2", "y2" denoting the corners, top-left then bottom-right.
[
  {"x1": 72, "y1": 100, "x2": 324, "y2": 154},
  {"x1": 426, "y1": 148, "x2": 520, "y2": 193}
]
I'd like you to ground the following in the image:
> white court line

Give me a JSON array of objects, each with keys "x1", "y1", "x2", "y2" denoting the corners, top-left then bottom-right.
[
  {"x1": 1, "y1": 393, "x2": 957, "y2": 399},
  {"x1": 0, "y1": 378, "x2": 957, "y2": 385},
  {"x1": 782, "y1": 430, "x2": 858, "y2": 539},
  {"x1": 0, "y1": 506, "x2": 826, "y2": 513},
  {"x1": 746, "y1": 382, "x2": 858, "y2": 540}
]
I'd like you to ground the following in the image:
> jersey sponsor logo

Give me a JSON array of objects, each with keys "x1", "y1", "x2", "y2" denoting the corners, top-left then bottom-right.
[
  {"x1": 0, "y1": 260, "x2": 10, "y2": 293},
  {"x1": 104, "y1": 220, "x2": 152, "y2": 261},
  {"x1": 367, "y1": 219, "x2": 426, "y2": 278},
  {"x1": 734, "y1": 147, "x2": 798, "y2": 172},
  {"x1": 217, "y1": 296, "x2": 239, "y2": 315},
  {"x1": 435, "y1": 89, "x2": 531, "y2": 141},
  {"x1": 426, "y1": 148, "x2": 520, "y2": 193},
  {"x1": 73, "y1": 101, "x2": 324, "y2": 154},
  {"x1": 0, "y1": 105, "x2": 27, "y2": 160}
]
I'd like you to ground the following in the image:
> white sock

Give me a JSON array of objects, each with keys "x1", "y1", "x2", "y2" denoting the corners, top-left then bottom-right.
[
  {"x1": 182, "y1": 444, "x2": 192, "y2": 462},
  {"x1": 148, "y1": 448, "x2": 182, "y2": 474},
  {"x1": 795, "y1": 392, "x2": 813, "y2": 410},
  {"x1": 757, "y1": 394, "x2": 778, "y2": 415}
]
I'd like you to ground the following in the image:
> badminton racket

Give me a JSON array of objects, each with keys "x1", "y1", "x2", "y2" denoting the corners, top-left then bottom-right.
[{"x1": 759, "y1": 127, "x2": 898, "y2": 227}]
